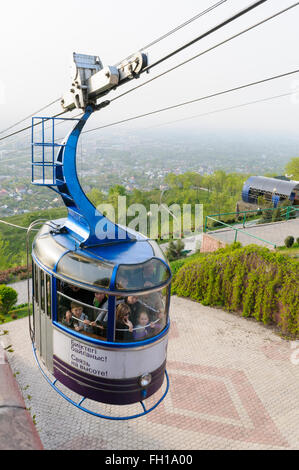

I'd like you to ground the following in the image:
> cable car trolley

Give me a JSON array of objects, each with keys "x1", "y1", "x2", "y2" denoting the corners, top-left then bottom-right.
[{"x1": 28, "y1": 51, "x2": 171, "y2": 419}]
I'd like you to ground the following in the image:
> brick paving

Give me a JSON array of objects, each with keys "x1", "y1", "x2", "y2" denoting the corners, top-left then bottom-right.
[{"x1": 2, "y1": 296, "x2": 299, "y2": 450}]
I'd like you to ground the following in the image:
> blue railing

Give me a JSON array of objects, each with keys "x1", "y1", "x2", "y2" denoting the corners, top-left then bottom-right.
[{"x1": 31, "y1": 116, "x2": 81, "y2": 187}]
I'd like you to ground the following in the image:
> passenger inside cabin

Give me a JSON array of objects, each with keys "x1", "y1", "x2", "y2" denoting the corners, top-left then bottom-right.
[
  {"x1": 125, "y1": 295, "x2": 141, "y2": 325},
  {"x1": 58, "y1": 282, "x2": 94, "y2": 318},
  {"x1": 142, "y1": 262, "x2": 158, "y2": 285},
  {"x1": 115, "y1": 303, "x2": 133, "y2": 341},
  {"x1": 141, "y1": 282, "x2": 165, "y2": 320},
  {"x1": 92, "y1": 292, "x2": 108, "y2": 313},
  {"x1": 116, "y1": 274, "x2": 129, "y2": 290},
  {"x1": 62, "y1": 283, "x2": 94, "y2": 305},
  {"x1": 90, "y1": 292, "x2": 108, "y2": 335},
  {"x1": 63, "y1": 302, "x2": 93, "y2": 333},
  {"x1": 149, "y1": 309, "x2": 166, "y2": 335},
  {"x1": 133, "y1": 310, "x2": 151, "y2": 341}
]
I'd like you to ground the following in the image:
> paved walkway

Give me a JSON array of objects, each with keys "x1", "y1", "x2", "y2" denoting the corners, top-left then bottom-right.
[
  {"x1": 210, "y1": 218, "x2": 299, "y2": 249},
  {"x1": 2, "y1": 296, "x2": 299, "y2": 450},
  {"x1": 8, "y1": 279, "x2": 32, "y2": 305}
]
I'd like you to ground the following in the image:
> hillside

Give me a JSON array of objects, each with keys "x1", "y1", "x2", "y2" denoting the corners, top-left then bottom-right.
[{"x1": 0, "y1": 208, "x2": 67, "y2": 267}]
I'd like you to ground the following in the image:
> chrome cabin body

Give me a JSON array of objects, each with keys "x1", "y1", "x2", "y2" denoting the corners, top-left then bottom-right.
[{"x1": 32, "y1": 219, "x2": 171, "y2": 405}]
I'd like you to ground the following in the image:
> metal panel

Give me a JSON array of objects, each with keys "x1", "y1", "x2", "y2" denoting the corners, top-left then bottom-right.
[
  {"x1": 40, "y1": 271, "x2": 46, "y2": 364},
  {"x1": 87, "y1": 66, "x2": 119, "y2": 99},
  {"x1": 45, "y1": 273, "x2": 53, "y2": 373}
]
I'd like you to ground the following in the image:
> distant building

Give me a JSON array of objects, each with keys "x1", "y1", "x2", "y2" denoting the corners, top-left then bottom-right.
[
  {"x1": 16, "y1": 186, "x2": 26, "y2": 194},
  {"x1": 242, "y1": 176, "x2": 299, "y2": 207}
]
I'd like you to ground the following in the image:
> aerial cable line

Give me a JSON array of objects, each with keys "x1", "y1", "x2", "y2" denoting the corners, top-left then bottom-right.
[
  {"x1": 0, "y1": 111, "x2": 84, "y2": 166},
  {"x1": 0, "y1": 108, "x2": 74, "y2": 143},
  {"x1": 147, "y1": 91, "x2": 297, "y2": 129},
  {"x1": 0, "y1": 218, "x2": 60, "y2": 231},
  {"x1": 0, "y1": 2, "x2": 226, "y2": 139},
  {"x1": 0, "y1": 218, "x2": 35, "y2": 230},
  {"x1": 120, "y1": 0, "x2": 228, "y2": 61},
  {"x1": 0, "y1": 2, "x2": 228, "y2": 141},
  {"x1": 140, "y1": 0, "x2": 268, "y2": 75},
  {"x1": 0, "y1": 98, "x2": 61, "y2": 136},
  {"x1": 0, "y1": 0, "x2": 269, "y2": 142},
  {"x1": 110, "y1": 1, "x2": 299, "y2": 104},
  {"x1": 1, "y1": 90, "x2": 296, "y2": 165},
  {"x1": 0, "y1": 3, "x2": 226, "y2": 139},
  {"x1": 83, "y1": 68, "x2": 299, "y2": 134},
  {"x1": 2, "y1": 1, "x2": 297, "y2": 143}
]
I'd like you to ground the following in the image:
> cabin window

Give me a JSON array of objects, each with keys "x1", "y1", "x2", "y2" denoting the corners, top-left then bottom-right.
[
  {"x1": 114, "y1": 285, "x2": 170, "y2": 343},
  {"x1": 46, "y1": 274, "x2": 51, "y2": 318},
  {"x1": 56, "y1": 253, "x2": 113, "y2": 289},
  {"x1": 33, "y1": 263, "x2": 39, "y2": 303},
  {"x1": 33, "y1": 263, "x2": 52, "y2": 318},
  {"x1": 115, "y1": 258, "x2": 171, "y2": 292},
  {"x1": 40, "y1": 271, "x2": 45, "y2": 312},
  {"x1": 56, "y1": 280, "x2": 109, "y2": 341}
]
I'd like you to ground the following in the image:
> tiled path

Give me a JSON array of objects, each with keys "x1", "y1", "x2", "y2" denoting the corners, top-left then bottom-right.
[{"x1": 2, "y1": 296, "x2": 299, "y2": 450}]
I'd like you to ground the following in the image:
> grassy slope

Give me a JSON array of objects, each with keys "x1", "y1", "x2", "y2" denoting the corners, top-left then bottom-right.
[{"x1": 0, "y1": 305, "x2": 32, "y2": 324}]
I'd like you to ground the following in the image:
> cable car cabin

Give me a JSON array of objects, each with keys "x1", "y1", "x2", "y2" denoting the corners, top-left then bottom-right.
[
  {"x1": 242, "y1": 176, "x2": 299, "y2": 208},
  {"x1": 32, "y1": 220, "x2": 171, "y2": 406},
  {"x1": 29, "y1": 53, "x2": 171, "y2": 413}
]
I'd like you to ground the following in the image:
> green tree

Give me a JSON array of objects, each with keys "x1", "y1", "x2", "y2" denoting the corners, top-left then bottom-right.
[
  {"x1": 87, "y1": 188, "x2": 105, "y2": 207},
  {"x1": 0, "y1": 235, "x2": 14, "y2": 270},
  {"x1": 285, "y1": 158, "x2": 299, "y2": 180},
  {"x1": 0, "y1": 285, "x2": 18, "y2": 315},
  {"x1": 108, "y1": 185, "x2": 126, "y2": 207}
]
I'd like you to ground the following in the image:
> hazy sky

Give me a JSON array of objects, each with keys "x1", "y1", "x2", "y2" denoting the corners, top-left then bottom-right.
[{"x1": 1, "y1": 0, "x2": 299, "y2": 142}]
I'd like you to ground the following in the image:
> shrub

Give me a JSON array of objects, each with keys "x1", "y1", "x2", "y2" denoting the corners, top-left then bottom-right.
[
  {"x1": 172, "y1": 245, "x2": 299, "y2": 336},
  {"x1": 165, "y1": 240, "x2": 186, "y2": 262},
  {"x1": 285, "y1": 236, "x2": 295, "y2": 248},
  {"x1": 272, "y1": 208, "x2": 283, "y2": 222},
  {"x1": 0, "y1": 285, "x2": 18, "y2": 315},
  {"x1": 0, "y1": 265, "x2": 31, "y2": 284},
  {"x1": 225, "y1": 218, "x2": 236, "y2": 225},
  {"x1": 170, "y1": 252, "x2": 206, "y2": 277}
]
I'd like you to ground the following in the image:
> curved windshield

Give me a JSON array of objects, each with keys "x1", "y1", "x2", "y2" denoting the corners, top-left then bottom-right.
[
  {"x1": 115, "y1": 258, "x2": 170, "y2": 292},
  {"x1": 56, "y1": 252, "x2": 113, "y2": 288},
  {"x1": 114, "y1": 286, "x2": 170, "y2": 343}
]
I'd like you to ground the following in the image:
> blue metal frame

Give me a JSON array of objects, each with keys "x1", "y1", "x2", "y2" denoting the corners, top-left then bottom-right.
[
  {"x1": 53, "y1": 319, "x2": 170, "y2": 349},
  {"x1": 32, "y1": 109, "x2": 131, "y2": 247},
  {"x1": 32, "y1": 344, "x2": 169, "y2": 421}
]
